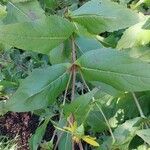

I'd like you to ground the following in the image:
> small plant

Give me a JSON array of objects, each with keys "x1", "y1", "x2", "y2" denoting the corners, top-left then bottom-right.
[{"x1": 0, "y1": 0, "x2": 150, "y2": 149}]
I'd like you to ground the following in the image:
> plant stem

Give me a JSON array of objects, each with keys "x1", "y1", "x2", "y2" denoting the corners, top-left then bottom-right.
[
  {"x1": 54, "y1": 132, "x2": 64, "y2": 150},
  {"x1": 95, "y1": 102, "x2": 115, "y2": 143},
  {"x1": 53, "y1": 73, "x2": 72, "y2": 149},
  {"x1": 71, "y1": 36, "x2": 76, "y2": 101},
  {"x1": 132, "y1": 92, "x2": 145, "y2": 118},
  {"x1": 63, "y1": 73, "x2": 72, "y2": 106},
  {"x1": 80, "y1": 72, "x2": 115, "y2": 143},
  {"x1": 78, "y1": 141, "x2": 84, "y2": 150},
  {"x1": 80, "y1": 71, "x2": 90, "y2": 92},
  {"x1": 70, "y1": 35, "x2": 77, "y2": 150}
]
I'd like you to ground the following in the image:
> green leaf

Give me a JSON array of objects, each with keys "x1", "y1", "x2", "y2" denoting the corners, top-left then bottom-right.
[
  {"x1": 43, "y1": 0, "x2": 58, "y2": 9},
  {"x1": 134, "y1": 0, "x2": 150, "y2": 8},
  {"x1": 64, "y1": 89, "x2": 98, "y2": 123},
  {"x1": 1, "y1": 63, "x2": 71, "y2": 112},
  {"x1": 49, "y1": 39, "x2": 71, "y2": 64},
  {"x1": 112, "y1": 117, "x2": 142, "y2": 149},
  {"x1": 58, "y1": 133, "x2": 72, "y2": 150},
  {"x1": 11, "y1": 0, "x2": 31, "y2": 3},
  {"x1": 136, "y1": 129, "x2": 150, "y2": 145},
  {"x1": 40, "y1": 140, "x2": 53, "y2": 150},
  {"x1": 0, "y1": 16, "x2": 74, "y2": 54},
  {"x1": 87, "y1": 91, "x2": 115, "y2": 132},
  {"x1": 57, "y1": 118, "x2": 72, "y2": 150},
  {"x1": 116, "y1": 93, "x2": 150, "y2": 119},
  {"x1": 0, "y1": 4, "x2": 7, "y2": 19},
  {"x1": 127, "y1": 46, "x2": 150, "y2": 62},
  {"x1": 29, "y1": 118, "x2": 50, "y2": 150},
  {"x1": 75, "y1": 35, "x2": 103, "y2": 54},
  {"x1": 76, "y1": 48, "x2": 150, "y2": 92},
  {"x1": 117, "y1": 20, "x2": 150, "y2": 49},
  {"x1": 4, "y1": 0, "x2": 45, "y2": 24},
  {"x1": 143, "y1": 18, "x2": 150, "y2": 29},
  {"x1": 98, "y1": 117, "x2": 142, "y2": 150},
  {"x1": 70, "y1": 0, "x2": 140, "y2": 34},
  {"x1": 91, "y1": 81, "x2": 122, "y2": 97},
  {"x1": 135, "y1": 145, "x2": 150, "y2": 150}
]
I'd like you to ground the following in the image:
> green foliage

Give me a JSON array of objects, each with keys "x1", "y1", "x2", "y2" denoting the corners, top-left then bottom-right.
[
  {"x1": 29, "y1": 118, "x2": 50, "y2": 150},
  {"x1": 117, "y1": 19, "x2": 150, "y2": 49},
  {"x1": 3, "y1": 0, "x2": 45, "y2": 23},
  {"x1": 136, "y1": 129, "x2": 150, "y2": 145},
  {"x1": 0, "y1": 0, "x2": 150, "y2": 149},
  {"x1": 76, "y1": 48, "x2": 150, "y2": 91},
  {"x1": 64, "y1": 89, "x2": 98, "y2": 123},
  {"x1": 143, "y1": 18, "x2": 150, "y2": 29},
  {"x1": 70, "y1": 0, "x2": 140, "y2": 34},
  {"x1": 0, "y1": 16, "x2": 74, "y2": 54},
  {"x1": 1, "y1": 63, "x2": 71, "y2": 113}
]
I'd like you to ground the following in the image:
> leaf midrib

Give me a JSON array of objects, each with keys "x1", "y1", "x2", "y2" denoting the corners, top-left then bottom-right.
[
  {"x1": 81, "y1": 66, "x2": 150, "y2": 79},
  {"x1": 0, "y1": 32, "x2": 67, "y2": 40},
  {"x1": 71, "y1": 14, "x2": 116, "y2": 20}
]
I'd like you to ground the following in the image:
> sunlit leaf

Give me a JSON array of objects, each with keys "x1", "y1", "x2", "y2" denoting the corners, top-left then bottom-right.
[
  {"x1": 4, "y1": 0, "x2": 45, "y2": 24},
  {"x1": 82, "y1": 135, "x2": 99, "y2": 147},
  {"x1": 0, "y1": 16, "x2": 74, "y2": 54},
  {"x1": 136, "y1": 129, "x2": 150, "y2": 145},
  {"x1": 70, "y1": 0, "x2": 140, "y2": 34},
  {"x1": 117, "y1": 20, "x2": 150, "y2": 49}
]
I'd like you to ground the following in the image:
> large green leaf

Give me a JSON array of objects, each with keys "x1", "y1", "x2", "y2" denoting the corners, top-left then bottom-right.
[
  {"x1": 0, "y1": 16, "x2": 74, "y2": 54},
  {"x1": 117, "y1": 20, "x2": 150, "y2": 49},
  {"x1": 70, "y1": 0, "x2": 140, "y2": 34},
  {"x1": 29, "y1": 118, "x2": 50, "y2": 150},
  {"x1": 0, "y1": 63, "x2": 71, "y2": 112},
  {"x1": 136, "y1": 129, "x2": 150, "y2": 145},
  {"x1": 4, "y1": 0, "x2": 45, "y2": 24},
  {"x1": 76, "y1": 48, "x2": 150, "y2": 92}
]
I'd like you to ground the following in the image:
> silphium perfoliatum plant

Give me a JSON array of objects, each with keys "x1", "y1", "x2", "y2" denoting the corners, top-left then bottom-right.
[{"x1": 0, "y1": 0, "x2": 150, "y2": 149}]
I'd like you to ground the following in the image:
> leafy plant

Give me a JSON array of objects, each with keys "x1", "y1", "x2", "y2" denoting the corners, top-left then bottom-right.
[{"x1": 0, "y1": 0, "x2": 150, "y2": 149}]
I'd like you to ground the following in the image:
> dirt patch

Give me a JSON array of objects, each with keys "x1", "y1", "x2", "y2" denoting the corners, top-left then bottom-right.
[{"x1": 0, "y1": 112, "x2": 39, "y2": 150}]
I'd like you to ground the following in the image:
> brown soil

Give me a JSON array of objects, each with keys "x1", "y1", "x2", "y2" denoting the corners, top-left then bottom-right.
[{"x1": 0, "y1": 112, "x2": 39, "y2": 150}]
